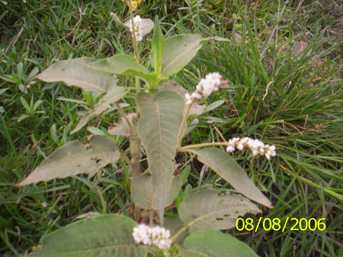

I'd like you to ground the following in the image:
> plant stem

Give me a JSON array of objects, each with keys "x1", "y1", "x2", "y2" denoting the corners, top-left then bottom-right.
[
  {"x1": 178, "y1": 142, "x2": 229, "y2": 152},
  {"x1": 115, "y1": 103, "x2": 141, "y2": 176},
  {"x1": 129, "y1": 130, "x2": 141, "y2": 176},
  {"x1": 123, "y1": 7, "x2": 142, "y2": 176},
  {"x1": 127, "y1": 9, "x2": 142, "y2": 93},
  {"x1": 176, "y1": 103, "x2": 192, "y2": 147}
]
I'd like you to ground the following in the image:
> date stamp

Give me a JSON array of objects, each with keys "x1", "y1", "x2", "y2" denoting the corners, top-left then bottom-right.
[{"x1": 235, "y1": 217, "x2": 327, "y2": 232}]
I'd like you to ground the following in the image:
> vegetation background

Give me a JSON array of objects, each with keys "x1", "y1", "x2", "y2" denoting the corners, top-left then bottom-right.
[{"x1": 0, "y1": 0, "x2": 342, "y2": 256}]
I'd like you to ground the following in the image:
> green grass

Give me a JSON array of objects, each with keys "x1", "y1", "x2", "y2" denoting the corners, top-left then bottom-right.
[{"x1": 1, "y1": 0, "x2": 342, "y2": 256}]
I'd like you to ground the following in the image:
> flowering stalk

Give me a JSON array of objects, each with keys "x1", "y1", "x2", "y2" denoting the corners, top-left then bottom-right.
[
  {"x1": 179, "y1": 138, "x2": 276, "y2": 160},
  {"x1": 178, "y1": 73, "x2": 227, "y2": 147},
  {"x1": 124, "y1": 15, "x2": 154, "y2": 92},
  {"x1": 185, "y1": 72, "x2": 228, "y2": 105},
  {"x1": 127, "y1": 14, "x2": 141, "y2": 93},
  {"x1": 226, "y1": 137, "x2": 276, "y2": 160}
]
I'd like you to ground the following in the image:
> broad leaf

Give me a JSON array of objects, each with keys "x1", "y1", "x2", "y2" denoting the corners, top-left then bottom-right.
[
  {"x1": 131, "y1": 172, "x2": 184, "y2": 209},
  {"x1": 87, "y1": 54, "x2": 147, "y2": 76},
  {"x1": 165, "y1": 216, "x2": 183, "y2": 236},
  {"x1": 164, "y1": 216, "x2": 187, "y2": 243},
  {"x1": 37, "y1": 58, "x2": 117, "y2": 94},
  {"x1": 189, "y1": 148, "x2": 272, "y2": 208},
  {"x1": 162, "y1": 34, "x2": 202, "y2": 77},
  {"x1": 72, "y1": 86, "x2": 126, "y2": 134},
  {"x1": 87, "y1": 54, "x2": 156, "y2": 84},
  {"x1": 29, "y1": 214, "x2": 147, "y2": 257},
  {"x1": 18, "y1": 136, "x2": 119, "y2": 186},
  {"x1": 182, "y1": 230, "x2": 259, "y2": 257},
  {"x1": 136, "y1": 91, "x2": 185, "y2": 220},
  {"x1": 178, "y1": 187, "x2": 260, "y2": 231}
]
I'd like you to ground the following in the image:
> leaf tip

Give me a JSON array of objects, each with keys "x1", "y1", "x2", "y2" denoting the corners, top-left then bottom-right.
[{"x1": 16, "y1": 179, "x2": 28, "y2": 187}]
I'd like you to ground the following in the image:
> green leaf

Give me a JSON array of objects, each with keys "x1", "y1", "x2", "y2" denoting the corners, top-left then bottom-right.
[
  {"x1": 162, "y1": 34, "x2": 202, "y2": 77},
  {"x1": 86, "y1": 54, "x2": 156, "y2": 84},
  {"x1": 71, "y1": 86, "x2": 126, "y2": 134},
  {"x1": 29, "y1": 214, "x2": 147, "y2": 257},
  {"x1": 178, "y1": 187, "x2": 260, "y2": 231},
  {"x1": 37, "y1": 58, "x2": 117, "y2": 94},
  {"x1": 179, "y1": 249, "x2": 208, "y2": 257},
  {"x1": 164, "y1": 216, "x2": 187, "y2": 243},
  {"x1": 87, "y1": 54, "x2": 147, "y2": 76},
  {"x1": 188, "y1": 148, "x2": 272, "y2": 208},
  {"x1": 136, "y1": 91, "x2": 185, "y2": 220},
  {"x1": 164, "y1": 216, "x2": 184, "y2": 236},
  {"x1": 18, "y1": 136, "x2": 119, "y2": 186},
  {"x1": 131, "y1": 172, "x2": 184, "y2": 210},
  {"x1": 182, "y1": 230, "x2": 259, "y2": 257},
  {"x1": 151, "y1": 19, "x2": 165, "y2": 74}
]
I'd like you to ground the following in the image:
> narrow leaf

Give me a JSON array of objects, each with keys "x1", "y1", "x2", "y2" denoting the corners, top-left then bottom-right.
[
  {"x1": 178, "y1": 187, "x2": 260, "y2": 231},
  {"x1": 182, "y1": 230, "x2": 259, "y2": 257},
  {"x1": 18, "y1": 136, "x2": 119, "y2": 186},
  {"x1": 136, "y1": 91, "x2": 185, "y2": 220},
  {"x1": 37, "y1": 58, "x2": 117, "y2": 94},
  {"x1": 162, "y1": 34, "x2": 202, "y2": 77},
  {"x1": 189, "y1": 148, "x2": 272, "y2": 208},
  {"x1": 151, "y1": 18, "x2": 165, "y2": 74},
  {"x1": 29, "y1": 214, "x2": 147, "y2": 257}
]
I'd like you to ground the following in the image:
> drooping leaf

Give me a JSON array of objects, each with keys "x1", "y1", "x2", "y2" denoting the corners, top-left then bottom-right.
[
  {"x1": 18, "y1": 136, "x2": 119, "y2": 186},
  {"x1": 178, "y1": 187, "x2": 260, "y2": 231},
  {"x1": 182, "y1": 230, "x2": 259, "y2": 257},
  {"x1": 72, "y1": 86, "x2": 126, "y2": 134},
  {"x1": 162, "y1": 34, "x2": 203, "y2": 77},
  {"x1": 108, "y1": 113, "x2": 138, "y2": 137},
  {"x1": 37, "y1": 58, "x2": 117, "y2": 94},
  {"x1": 131, "y1": 172, "x2": 184, "y2": 210},
  {"x1": 136, "y1": 91, "x2": 185, "y2": 220},
  {"x1": 29, "y1": 214, "x2": 147, "y2": 257},
  {"x1": 189, "y1": 148, "x2": 272, "y2": 208},
  {"x1": 151, "y1": 19, "x2": 165, "y2": 74}
]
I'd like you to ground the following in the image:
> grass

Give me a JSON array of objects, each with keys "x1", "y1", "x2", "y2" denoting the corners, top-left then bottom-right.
[{"x1": 1, "y1": 0, "x2": 342, "y2": 256}]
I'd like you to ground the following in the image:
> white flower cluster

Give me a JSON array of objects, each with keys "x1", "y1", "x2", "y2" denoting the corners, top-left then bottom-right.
[
  {"x1": 226, "y1": 137, "x2": 276, "y2": 159},
  {"x1": 132, "y1": 224, "x2": 172, "y2": 250},
  {"x1": 185, "y1": 72, "x2": 226, "y2": 105},
  {"x1": 124, "y1": 15, "x2": 154, "y2": 41}
]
